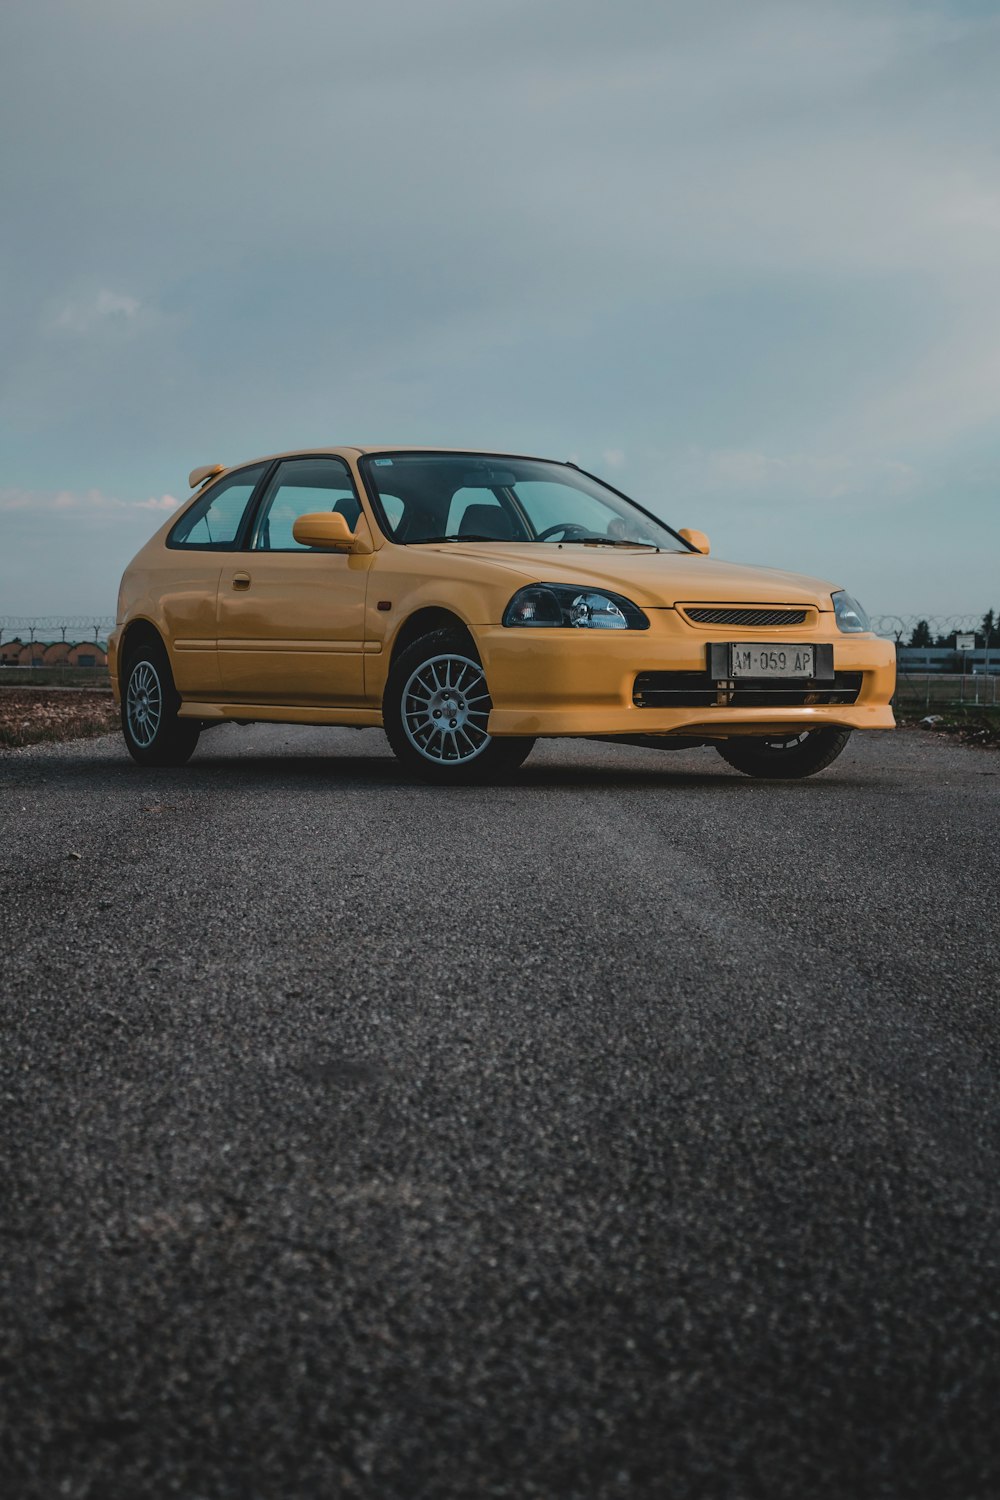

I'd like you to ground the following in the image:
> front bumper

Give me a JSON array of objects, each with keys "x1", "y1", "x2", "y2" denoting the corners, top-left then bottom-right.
[{"x1": 478, "y1": 615, "x2": 896, "y2": 738}]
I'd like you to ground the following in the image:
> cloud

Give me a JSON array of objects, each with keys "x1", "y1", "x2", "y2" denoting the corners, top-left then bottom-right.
[
  {"x1": 673, "y1": 449, "x2": 919, "y2": 508},
  {"x1": 0, "y1": 489, "x2": 183, "y2": 614},
  {"x1": 2, "y1": 0, "x2": 1000, "y2": 616},
  {"x1": 47, "y1": 289, "x2": 148, "y2": 337},
  {"x1": 0, "y1": 488, "x2": 179, "y2": 515},
  {"x1": 852, "y1": 322, "x2": 1000, "y2": 449},
  {"x1": 134, "y1": 494, "x2": 182, "y2": 512}
]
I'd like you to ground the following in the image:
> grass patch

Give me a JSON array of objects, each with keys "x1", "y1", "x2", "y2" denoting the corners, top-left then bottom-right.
[
  {"x1": 0, "y1": 688, "x2": 119, "y2": 749},
  {"x1": 0, "y1": 667, "x2": 111, "y2": 687},
  {"x1": 896, "y1": 704, "x2": 1000, "y2": 748}
]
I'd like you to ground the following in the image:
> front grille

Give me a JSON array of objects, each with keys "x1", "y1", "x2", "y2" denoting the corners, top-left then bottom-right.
[
  {"x1": 683, "y1": 607, "x2": 809, "y2": 627},
  {"x1": 634, "y1": 671, "x2": 863, "y2": 708}
]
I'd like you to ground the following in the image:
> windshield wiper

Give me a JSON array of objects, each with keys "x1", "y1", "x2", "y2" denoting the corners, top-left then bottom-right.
[
  {"x1": 580, "y1": 537, "x2": 659, "y2": 550},
  {"x1": 410, "y1": 534, "x2": 501, "y2": 544},
  {"x1": 410, "y1": 533, "x2": 659, "y2": 548}
]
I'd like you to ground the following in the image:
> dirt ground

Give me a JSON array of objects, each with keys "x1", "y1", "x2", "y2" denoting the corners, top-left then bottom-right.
[
  {"x1": 1, "y1": 685, "x2": 996, "y2": 754},
  {"x1": 0, "y1": 687, "x2": 118, "y2": 749},
  {"x1": 896, "y1": 705, "x2": 1000, "y2": 749}
]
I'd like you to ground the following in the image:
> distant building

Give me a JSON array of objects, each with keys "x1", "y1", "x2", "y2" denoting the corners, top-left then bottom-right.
[
  {"x1": 1, "y1": 639, "x2": 108, "y2": 669},
  {"x1": 67, "y1": 642, "x2": 107, "y2": 669},
  {"x1": 897, "y1": 646, "x2": 997, "y2": 673},
  {"x1": 16, "y1": 642, "x2": 48, "y2": 667}
]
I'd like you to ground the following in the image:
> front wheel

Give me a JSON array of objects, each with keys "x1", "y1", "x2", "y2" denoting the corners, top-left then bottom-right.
[
  {"x1": 121, "y1": 640, "x2": 200, "y2": 767},
  {"x1": 716, "y1": 727, "x2": 852, "y2": 780},
  {"x1": 383, "y1": 627, "x2": 535, "y2": 784}
]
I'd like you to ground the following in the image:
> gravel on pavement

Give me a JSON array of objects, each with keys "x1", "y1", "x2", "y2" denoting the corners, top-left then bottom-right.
[{"x1": 1, "y1": 725, "x2": 998, "y2": 1499}]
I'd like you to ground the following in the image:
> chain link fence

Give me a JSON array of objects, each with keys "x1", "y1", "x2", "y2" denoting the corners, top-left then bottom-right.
[
  {"x1": 871, "y1": 615, "x2": 999, "y2": 712},
  {"x1": 1, "y1": 613, "x2": 996, "y2": 705},
  {"x1": 0, "y1": 617, "x2": 115, "y2": 678},
  {"x1": 0, "y1": 615, "x2": 115, "y2": 646},
  {"x1": 7, "y1": 613, "x2": 984, "y2": 646},
  {"x1": 870, "y1": 613, "x2": 983, "y2": 641}
]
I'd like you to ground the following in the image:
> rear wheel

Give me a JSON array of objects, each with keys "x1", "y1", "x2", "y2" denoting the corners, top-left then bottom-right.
[
  {"x1": 121, "y1": 638, "x2": 200, "y2": 767},
  {"x1": 383, "y1": 627, "x2": 534, "y2": 784},
  {"x1": 716, "y1": 727, "x2": 851, "y2": 780}
]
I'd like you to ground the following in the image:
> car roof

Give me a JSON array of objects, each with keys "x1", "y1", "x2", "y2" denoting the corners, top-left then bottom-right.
[
  {"x1": 354, "y1": 446, "x2": 548, "y2": 456},
  {"x1": 198, "y1": 446, "x2": 558, "y2": 486}
]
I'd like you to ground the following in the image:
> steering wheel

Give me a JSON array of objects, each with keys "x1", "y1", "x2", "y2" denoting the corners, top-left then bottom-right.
[{"x1": 534, "y1": 522, "x2": 594, "y2": 542}]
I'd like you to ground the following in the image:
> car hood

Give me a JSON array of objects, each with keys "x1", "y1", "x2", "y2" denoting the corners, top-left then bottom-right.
[{"x1": 419, "y1": 543, "x2": 840, "y2": 609}]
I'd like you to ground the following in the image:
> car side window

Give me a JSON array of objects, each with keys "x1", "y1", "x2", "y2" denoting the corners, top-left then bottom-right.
[
  {"x1": 251, "y1": 457, "x2": 362, "y2": 551},
  {"x1": 168, "y1": 464, "x2": 267, "y2": 549}
]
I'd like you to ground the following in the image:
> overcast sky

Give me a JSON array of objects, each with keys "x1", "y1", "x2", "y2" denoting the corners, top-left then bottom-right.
[{"x1": 2, "y1": 0, "x2": 999, "y2": 623}]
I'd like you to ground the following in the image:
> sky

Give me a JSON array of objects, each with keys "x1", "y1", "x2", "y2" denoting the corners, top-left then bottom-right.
[{"x1": 2, "y1": 0, "x2": 999, "y2": 626}]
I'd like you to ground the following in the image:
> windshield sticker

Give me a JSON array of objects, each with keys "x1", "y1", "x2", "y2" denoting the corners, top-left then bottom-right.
[{"x1": 373, "y1": 458, "x2": 393, "y2": 467}]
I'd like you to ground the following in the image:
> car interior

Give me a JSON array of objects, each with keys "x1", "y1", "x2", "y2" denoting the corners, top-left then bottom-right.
[{"x1": 369, "y1": 462, "x2": 532, "y2": 544}]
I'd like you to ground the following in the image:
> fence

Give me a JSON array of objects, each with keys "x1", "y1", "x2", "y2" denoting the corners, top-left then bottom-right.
[
  {"x1": 870, "y1": 614, "x2": 987, "y2": 643},
  {"x1": 0, "y1": 617, "x2": 114, "y2": 675},
  {"x1": 1, "y1": 613, "x2": 996, "y2": 705},
  {"x1": 869, "y1": 616, "x2": 999, "y2": 712},
  {"x1": 0, "y1": 616, "x2": 115, "y2": 647},
  {"x1": 893, "y1": 673, "x2": 999, "y2": 711},
  {"x1": 7, "y1": 614, "x2": 986, "y2": 646}
]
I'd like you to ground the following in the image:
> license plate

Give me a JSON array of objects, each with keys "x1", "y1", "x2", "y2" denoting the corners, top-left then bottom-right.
[{"x1": 729, "y1": 643, "x2": 815, "y2": 678}]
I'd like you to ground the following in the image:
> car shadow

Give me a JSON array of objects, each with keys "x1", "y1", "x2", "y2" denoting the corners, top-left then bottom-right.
[{"x1": 7, "y1": 735, "x2": 876, "y2": 796}]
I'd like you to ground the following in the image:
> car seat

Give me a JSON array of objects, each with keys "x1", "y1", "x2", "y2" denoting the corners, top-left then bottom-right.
[
  {"x1": 458, "y1": 503, "x2": 518, "y2": 540},
  {"x1": 332, "y1": 495, "x2": 362, "y2": 529}
]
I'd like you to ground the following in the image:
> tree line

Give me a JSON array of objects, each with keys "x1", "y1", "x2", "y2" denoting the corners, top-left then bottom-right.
[{"x1": 907, "y1": 610, "x2": 997, "y2": 649}]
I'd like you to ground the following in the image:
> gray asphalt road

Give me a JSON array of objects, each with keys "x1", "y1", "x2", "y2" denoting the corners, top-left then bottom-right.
[{"x1": 2, "y1": 724, "x2": 999, "y2": 1499}]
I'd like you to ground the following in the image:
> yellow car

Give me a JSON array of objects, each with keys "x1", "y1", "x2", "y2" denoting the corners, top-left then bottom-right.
[{"x1": 109, "y1": 446, "x2": 895, "y2": 781}]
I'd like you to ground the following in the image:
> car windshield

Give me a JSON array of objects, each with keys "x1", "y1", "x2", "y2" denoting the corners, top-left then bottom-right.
[{"x1": 359, "y1": 453, "x2": 690, "y2": 550}]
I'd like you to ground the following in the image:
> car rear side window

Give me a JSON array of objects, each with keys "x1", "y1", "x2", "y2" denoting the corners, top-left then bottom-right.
[{"x1": 168, "y1": 464, "x2": 267, "y2": 549}]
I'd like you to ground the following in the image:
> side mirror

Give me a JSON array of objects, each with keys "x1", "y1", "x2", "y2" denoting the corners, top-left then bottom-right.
[
  {"x1": 678, "y1": 527, "x2": 710, "y2": 555},
  {"x1": 292, "y1": 511, "x2": 357, "y2": 550}
]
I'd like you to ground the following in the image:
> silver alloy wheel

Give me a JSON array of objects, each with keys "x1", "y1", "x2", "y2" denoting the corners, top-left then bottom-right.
[
  {"x1": 401, "y1": 653, "x2": 492, "y2": 764},
  {"x1": 126, "y1": 659, "x2": 163, "y2": 748}
]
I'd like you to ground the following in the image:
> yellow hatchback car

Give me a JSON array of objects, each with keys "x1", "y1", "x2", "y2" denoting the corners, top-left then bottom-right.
[{"x1": 109, "y1": 447, "x2": 895, "y2": 782}]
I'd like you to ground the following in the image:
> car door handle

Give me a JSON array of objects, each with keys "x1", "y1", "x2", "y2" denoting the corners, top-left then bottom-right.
[{"x1": 232, "y1": 573, "x2": 251, "y2": 590}]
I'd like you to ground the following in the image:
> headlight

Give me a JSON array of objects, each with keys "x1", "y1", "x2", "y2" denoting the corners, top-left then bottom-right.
[
  {"x1": 832, "y1": 590, "x2": 871, "y2": 633},
  {"x1": 503, "y1": 584, "x2": 649, "y2": 630}
]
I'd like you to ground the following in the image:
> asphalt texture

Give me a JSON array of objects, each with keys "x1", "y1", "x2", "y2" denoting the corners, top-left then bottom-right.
[{"x1": 1, "y1": 723, "x2": 999, "y2": 1500}]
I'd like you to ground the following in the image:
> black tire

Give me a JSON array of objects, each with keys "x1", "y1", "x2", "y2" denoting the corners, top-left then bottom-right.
[
  {"x1": 120, "y1": 637, "x2": 200, "y2": 767},
  {"x1": 716, "y1": 727, "x2": 852, "y2": 780},
  {"x1": 383, "y1": 627, "x2": 535, "y2": 784}
]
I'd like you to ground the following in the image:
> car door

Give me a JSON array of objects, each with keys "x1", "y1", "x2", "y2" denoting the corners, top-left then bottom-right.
[
  {"x1": 161, "y1": 462, "x2": 269, "y2": 698},
  {"x1": 216, "y1": 454, "x2": 372, "y2": 706}
]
